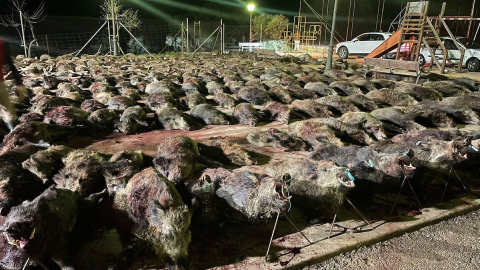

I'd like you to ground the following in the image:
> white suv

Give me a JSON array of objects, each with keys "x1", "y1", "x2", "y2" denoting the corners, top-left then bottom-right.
[
  {"x1": 419, "y1": 37, "x2": 480, "y2": 71},
  {"x1": 336, "y1": 32, "x2": 392, "y2": 59}
]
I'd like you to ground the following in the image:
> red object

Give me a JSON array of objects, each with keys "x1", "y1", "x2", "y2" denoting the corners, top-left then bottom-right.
[{"x1": 0, "y1": 39, "x2": 4, "y2": 81}]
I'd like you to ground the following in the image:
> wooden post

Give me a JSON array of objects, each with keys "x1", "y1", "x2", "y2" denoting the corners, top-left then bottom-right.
[
  {"x1": 440, "y1": 3, "x2": 465, "y2": 72},
  {"x1": 467, "y1": 0, "x2": 476, "y2": 38},
  {"x1": 181, "y1": 22, "x2": 184, "y2": 53},
  {"x1": 45, "y1": 35, "x2": 50, "y2": 55}
]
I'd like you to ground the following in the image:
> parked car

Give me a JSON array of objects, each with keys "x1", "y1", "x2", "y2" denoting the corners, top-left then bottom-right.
[
  {"x1": 419, "y1": 37, "x2": 480, "y2": 71},
  {"x1": 335, "y1": 32, "x2": 392, "y2": 59}
]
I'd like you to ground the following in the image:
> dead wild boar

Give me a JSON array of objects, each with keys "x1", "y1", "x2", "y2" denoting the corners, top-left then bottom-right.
[
  {"x1": 291, "y1": 99, "x2": 333, "y2": 118},
  {"x1": 0, "y1": 146, "x2": 46, "y2": 215},
  {"x1": 1, "y1": 187, "x2": 79, "y2": 269},
  {"x1": 247, "y1": 128, "x2": 308, "y2": 151},
  {"x1": 53, "y1": 150, "x2": 107, "y2": 197},
  {"x1": 190, "y1": 104, "x2": 229, "y2": 125},
  {"x1": 213, "y1": 93, "x2": 237, "y2": 109},
  {"x1": 199, "y1": 139, "x2": 257, "y2": 166},
  {"x1": 233, "y1": 103, "x2": 261, "y2": 126},
  {"x1": 87, "y1": 108, "x2": 119, "y2": 130},
  {"x1": 153, "y1": 136, "x2": 200, "y2": 184},
  {"x1": 262, "y1": 101, "x2": 298, "y2": 123},
  {"x1": 117, "y1": 167, "x2": 191, "y2": 265},
  {"x1": 237, "y1": 86, "x2": 271, "y2": 105},
  {"x1": 22, "y1": 145, "x2": 73, "y2": 184},
  {"x1": 103, "y1": 150, "x2": 144, "y2": 194},
  {"x1": 156, "y1": 107, "x2": 201, "y2": 131},
  {"x1": 183, "y1": 92, "x2": 207, "y2": 109},
  {"x1": 107, "y1": 96, "x2": 136, "y2": 111},
  {"x1": 215, "y1": 170, "x2": 288, "y2": 220},
  {"x1": 0, "y1": 122, "x2": 76, "y2": 155},
  {"x1": 80, "y1": 99, "x2": 106, "y2": 112},
  {"x1": 116, "y1": 106, "x2": 149, "y2": 134},
  {"x1": 43, "y1": 106, "x2": 90, "y2": 126},
  {"x1": 265, "y1": 159, "x2": 354, "y2": 215},
  {"x1": 339, "y1": 112, "x2": 387, "y2": 141}
]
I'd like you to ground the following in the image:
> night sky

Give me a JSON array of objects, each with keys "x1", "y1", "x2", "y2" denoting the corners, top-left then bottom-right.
[
  {"x1": 0, "y1": 1, "x2": 476, "y2": 19},
  {"x1": 1, "y1": 0, "x2": 479, "y2": 37}
]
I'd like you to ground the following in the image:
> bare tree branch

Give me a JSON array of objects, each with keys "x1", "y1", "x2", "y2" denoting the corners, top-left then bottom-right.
[{"x1": 1, "y1": 0, "x2": 47, "y2": 57}]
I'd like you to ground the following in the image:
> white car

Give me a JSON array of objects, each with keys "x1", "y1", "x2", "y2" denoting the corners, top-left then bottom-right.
[
  {"x1": 336, "y1": 32, "x2": 392, "y2": 59},
  {"x1": 419, "y1": 37, "x2": 480, "y2": 71}
]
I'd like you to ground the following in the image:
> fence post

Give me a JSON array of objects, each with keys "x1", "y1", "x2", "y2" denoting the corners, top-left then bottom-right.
[
  {"x1": 220, "y1": 19, "x2": 223, "y2": 55},
  {"x1": 223, "y1": 21, "x2": 225, "y2": 54},
  {"x1": 45, "y1": 35, "x2": 50, "y2": 56},
  {"x1": 186, "y1": 18, "x2": 189, "y2": 53},
  {"x1": 181, "y1": 22, "x2": 184, "y2": 53}
]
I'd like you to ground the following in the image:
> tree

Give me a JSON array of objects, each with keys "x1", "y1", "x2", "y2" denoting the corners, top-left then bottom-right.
[
  {"x1": 100, "y1": 0, "x2": 141, "y2": 31},
  {"x1": 252, "y1": 14, "x2": 272, "y2": 41},
  {"x1": 264, "y1": 15, "x2": 289, "y2": 40},
  {"x1": 252, "y1": 14, "x2": 289, "y2": 41},
  {"x1": 100, "y1": 0, "x2": 142, "y2": 55},
  {"x1": 0, "y1": 0, "x2": 47, "y2": 57}
]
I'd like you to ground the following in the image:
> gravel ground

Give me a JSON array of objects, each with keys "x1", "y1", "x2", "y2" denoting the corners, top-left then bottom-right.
[{"x1": 305, "y1": 209, "x2": 480, "y2": 270}]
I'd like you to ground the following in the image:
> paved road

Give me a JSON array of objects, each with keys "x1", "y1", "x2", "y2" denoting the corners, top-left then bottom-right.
[{"x1": 304, "y1": 209, "x2": 480, "y2": 270}]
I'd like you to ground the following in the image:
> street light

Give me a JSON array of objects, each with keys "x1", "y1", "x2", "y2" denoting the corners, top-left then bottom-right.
[{"x1": 247, "y1": 3, "x2": 255, "y2": 42}]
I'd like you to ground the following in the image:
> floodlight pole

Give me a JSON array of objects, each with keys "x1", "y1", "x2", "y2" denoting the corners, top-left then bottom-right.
[
  {"x1": 249, "y1": 11, "x2": 253, "y2": 41},
  {"x1": 326, "y1": 0, "x2": 339, "y2": 70},
  {"x1": 248, "y1": 4, "x2": 255, "y2": 42}
]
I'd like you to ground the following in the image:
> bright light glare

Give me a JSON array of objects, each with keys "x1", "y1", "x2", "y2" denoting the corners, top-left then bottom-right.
[{"x1": 247, "y1": 3, "x2": 255, "y2": 11}]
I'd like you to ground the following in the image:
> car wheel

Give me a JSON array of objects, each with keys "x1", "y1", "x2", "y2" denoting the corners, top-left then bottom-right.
[
  {"x1": 337, "y1": 46, "x2": 349, "y2": 59},
  {"x1": 418, "y1": 54, "x2": 426, "y2": 66},
  {"x1": 467, "y1": 58, "x2": 480, "y2": 72}
]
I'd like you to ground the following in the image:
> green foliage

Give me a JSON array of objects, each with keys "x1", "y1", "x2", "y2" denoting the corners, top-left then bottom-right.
[
  {"x1": 252, "y1": 14, "x2": 289, "y2": 41},
  {"x1": 127, "y1": 36, "x2": 150, "y2": 54},
  {"x1": 264, "y1": 15, "x2": 289, "y2": 40},
  {"x1": 252, "y1": 14, "x2": 272, "y2": 40},
  {"x1": 101, "y1": 0, "x2": 142, "y2": 31},
  {"x1": 165, "y1": 35, "x2": 183, "y2": 51},
  {"x1": 263, "y1": 40, "x2": 286, "y2": 51}
]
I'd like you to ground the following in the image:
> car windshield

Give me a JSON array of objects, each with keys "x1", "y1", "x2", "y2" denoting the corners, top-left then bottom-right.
[{"x1": 458, "y1": 38, "x2": 480, "y2": 49}]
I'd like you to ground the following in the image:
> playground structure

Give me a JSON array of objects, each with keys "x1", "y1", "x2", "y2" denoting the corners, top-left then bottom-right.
[
  {"x1": 365, "y1": 1, "x2": 480, "y2": 74},
  {"x1": 280, "y1": 0, "x2": 344, "y2": 57}
]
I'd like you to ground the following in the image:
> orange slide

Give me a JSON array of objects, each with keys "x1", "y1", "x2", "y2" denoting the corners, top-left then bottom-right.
[{"x1": 355, "y1": 29, "x2": 402, "y2": 63}]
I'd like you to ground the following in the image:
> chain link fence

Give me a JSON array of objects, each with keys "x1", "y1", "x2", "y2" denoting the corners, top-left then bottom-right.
[{"x1": 0, "y1": 16, "x2": 251, "y2": 58}]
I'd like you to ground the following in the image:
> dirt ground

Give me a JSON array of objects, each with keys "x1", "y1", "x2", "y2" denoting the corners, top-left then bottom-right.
[{"x1": 304, "y1": 209, "x2": 480, "y2": 270}]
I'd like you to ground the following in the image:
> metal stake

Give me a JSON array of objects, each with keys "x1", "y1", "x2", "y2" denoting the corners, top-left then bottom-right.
[
  {"x1": 328, "y1": 203, "x2": 341, "y2": 238},
  {"x1": 390, "y1": 166, "x2": 421, "y2": 215},
  {"x1": 452, "y1": 167, "x2": 470, "y2": 194},
  {"x1": 32, "y1": 258, "x2": 50, "y2": 270},
  {"x1": 406, "y1": 175, "x2": 422, "y2": 207},
  {"x1": 345, "y1": 197, "x2": 373, "y2": 229},
  {"x1": 21, "y1": 257, "x2": 30, "y2": 270},
  {"x1": 441, "y1": 167, "x2": 470, "y2": 202},
  {"x1": 440, "y1": 167, "x2": 453, "y2": 202},
  {"x1": 285, "y1": 215, "x2": 312, "y2": 244},
  {"x1": 265, "y1": 211, "x2": 280, "y2": 262}
]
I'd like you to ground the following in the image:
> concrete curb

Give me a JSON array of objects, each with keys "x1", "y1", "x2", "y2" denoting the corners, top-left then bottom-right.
[{"x1": 210, "y1": 196, "x2": 480, "y2": 270}]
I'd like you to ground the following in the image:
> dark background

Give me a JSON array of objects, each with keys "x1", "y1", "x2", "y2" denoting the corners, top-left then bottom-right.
[
  {"x1": 1, "y1": 0, "x2": 479, "y2": 57},
  {"x1": 1, "y1": 0, "x2": 478, "y2": 25}
]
